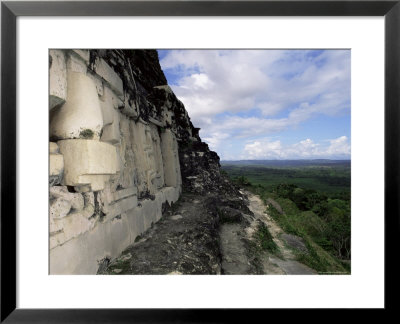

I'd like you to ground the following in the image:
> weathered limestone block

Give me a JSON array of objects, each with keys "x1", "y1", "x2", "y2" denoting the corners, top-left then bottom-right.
[
  {"x1": 161, "y1": 186, "x2": 181, "y2": 205},
  {"x1": 155, "y1": 84, "x2": 173, "y2": 94},
  {"x1": 123, "y1": 209, "x2": 142, "y2": 242},
  {"x1": 161, "y1": 129, "x2": 181, "y2": 187},
  {"x1": 58, "y1": 139, "x2": 118, "y2": 191},
  {"x1": 100, "y1": 86, "x2": 120, "y2": 126},
  {"x1": 50, "y1": 193, "x2": 96, "y2": 249},
  {"x1": 146, "y1": 170, "x2": 157, "y2": 195},
  {"x1": 101, "y1": 109, "x2": 120, "y2": 145},
  {"x1": 49, "y1": 183, "x2": 181, "y2": 273},
  {"x1": 148, "y1": 116, "x2": 165, "y2": 127},
  {"x1": 87, "y1": 71, "x2": 104, "y2": 97},
  {"x1": 114, "y1": 145, "x2": 124, "y2": 175},
  {"x1": 97, "y1": 182, "x2": 114, "y2": 207},
  {"x1": 162, "y1": 108, "x2": 173, "y2": 125},
  {"x1": 49, "y1": 216, "x2": 63, "y2": 234},
  {"x1": 97, "y1": 184, "x2": 137, "y2": 222},
  {"x1": 138, "y1": 190, "x2": 166, "y2": 229},
  {"x1": 50, "y1": 198, "x2": 71, "y2": 219},
  {"x1": 49, "y1": 142, "x2": 64, "y2": 186},
  {"x1": 117, "y1": 117, "x2": 136, "y2": 189},
  {"x1": 99, "y1": 101, "x2": 114, "y2": 126},
  {"x1": 49, "y1": 142, "x2": 59, "y2": 154},
  {"x1": 102, "y1": 196, "x2": 138, "y2": 222},
  {"x1": 62, "y1": 211, "x2": 97, "y2": 240},
  {"x1": 50, "y1": 212, "x2": 132, "y2": 274},
  {"x1": 49, "y1": 153, "x2": 64, "y2": 177},
  {"x1": 93, "y1": 58, "x2": 124, "y2": 97},
  {"x1": 50, "y1": 234, "x2": 62, "y2": 250},
  {"x1": 130, "y1": 121, "x2": 155, "y2": 195},
  {"x1": 51, "y1": 210, "x2": 97, "y2": 248},
  {"x1": 113, "y1": 187, "x2": 137, "y2": 201},
  {"x1": 49, "y1": 50, "x2": 67, "y2": 110},
  {"x1": 71, "y1": 49, "x2": 90, "y2": 64},
  {"x1": 150, "y1": 125, "x2": 165, "y2": 189},
  {"x1": 83, "y1": 192, "x2": 95, "y2": 209},
  {"x1": 50, "y1": 72, "x2": 103, "y2": 140},
  {"x1": 79, "y1": 175, "x2": 114, "y2": 192},
  {"x1": 50, "y1": 186, "x2": 84, "y2": 211},
  {"x1": 120, "y1": 95, "x2": 139, "y2": 118},
  {"x1": 139, "y1": 198, "x2": 159, "y2": 230},
  {"x1": 66, "y1": 51, "x2": 87, "y2": 74}
]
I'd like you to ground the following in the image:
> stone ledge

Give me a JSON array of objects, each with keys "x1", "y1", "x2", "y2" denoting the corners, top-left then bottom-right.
[
  {"x1": 58, "y1": 139, "x2": 118, "y2": 191},
  {"x1": 71, "y1": 49, "x2": 90, "y2": 64},
  {"x1": 103, "y1": 195, "x2": 138, "y2": 223},
  {"x1": 113, "y1": 187, "x2": 137, "y2": 201},
  {"x1": 94, "y1": 58, "x2": 124, "y2": 98}
]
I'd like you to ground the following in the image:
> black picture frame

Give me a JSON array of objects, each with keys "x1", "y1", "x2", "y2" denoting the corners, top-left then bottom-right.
[{"x1": 1, "y1": 0, "x2": 399, "y2": 322}]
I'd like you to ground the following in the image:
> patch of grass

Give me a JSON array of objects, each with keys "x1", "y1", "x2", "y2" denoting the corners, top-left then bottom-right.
[
  {"x1": 267, "y1": 203, "x2": 299, "y2": 236},
  {"x1": 252, "y1": 188, "x2": 349, "y2": 274},
  {"x1": 254, "y1": 222, "x2": 279, "y2": 254},
  {"x1": 243, "y1": 239, "x2": 264, "y2": 274},
  {"x1": 295, "y1": 235, "x2": 348, "y2": 274}
]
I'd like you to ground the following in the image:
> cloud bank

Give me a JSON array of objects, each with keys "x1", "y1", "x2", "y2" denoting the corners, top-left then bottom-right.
[
  {"x1": 243, "y1": 136, "x2": 351, "y2": 160},
  {"x1": 160, "y1": 50, "x2": 351, "y2": 160}
]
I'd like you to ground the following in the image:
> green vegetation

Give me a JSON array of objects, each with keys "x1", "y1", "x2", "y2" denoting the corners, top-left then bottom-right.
[
  {"x1": 79, "y1": 129, "x2": 94, "y2": 139},
  {"x1": 222, "y1": 161, "x2": 351, "y2": 274},
  {"x1": 222, "y1": 162, "x2": 350, "y2": 196},
  {"x1": 253, "y1": 222, "x2": 279, "y2": 254}
]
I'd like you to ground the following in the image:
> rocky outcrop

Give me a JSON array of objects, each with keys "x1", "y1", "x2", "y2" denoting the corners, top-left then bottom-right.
[
  {"x1": 49, "y1": 49, "x2": 233, "y2": 274},
  {"x1": 49, "y1": 49, "x2": 254, "y2": 275}
]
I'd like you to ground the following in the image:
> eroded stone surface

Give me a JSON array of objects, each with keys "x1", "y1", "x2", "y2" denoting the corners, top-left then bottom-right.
[
  {"x1": 49, "y1": 153, "x2": 64, "y2": 177},
  {"x1": 101, "y1": 109, "x2": 120, "y2": 144},
  {"x1": 50, "y1": 186, "x2": 84, "y2": 211},
  {"x1": 50, "y1": 198, "x2": 71, "y2": 219},
  {"x1": 66, "y1": 51, "x2": 87, "y2": 74},
  {"x1": 58, "y1": 139, "x2": 118, "y2": 191},
  {"x1": 93, "y1": 58, "x2": 124, "y2": 97},
  {"x1": 49, "y1": 50, "x2": 67, "y2": 110},
  {"x1": 161, "y1": 129, "x2": 181, "y2": 187},
  {"x1": 49, "y1": 142, "x2": 59, "y2": 154},
  {"x1": 50, "y1": 72, "x2": 103, "y2": 140},
  {"x1": 49, "y1": 50, "x2": 227, "y2": 274}
]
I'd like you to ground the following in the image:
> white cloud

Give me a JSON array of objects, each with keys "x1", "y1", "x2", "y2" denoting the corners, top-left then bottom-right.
[
  {"x1": 243, "y1": 136, "x2": 351, "y2": 160},
  {"x1": 160, "y1": 49, "x2": 351, "y2": 159},
  {"x1": 161, "y1": 49, "x2": 350, "y2": 121},
  {"x1": 243, "y1": 140, "x2": 283, "y2": 159},
  {"x1": 325, "y1": 136, "x2": 351, "y2": 156},
  {"x1": 203, "y1": 132, "x2": 230, "y2": 152}
]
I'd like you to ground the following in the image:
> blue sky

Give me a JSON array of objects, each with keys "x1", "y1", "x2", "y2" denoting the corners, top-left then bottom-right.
[{"x1": 158, "y1": 50, "x2": 351, "y2": 160}]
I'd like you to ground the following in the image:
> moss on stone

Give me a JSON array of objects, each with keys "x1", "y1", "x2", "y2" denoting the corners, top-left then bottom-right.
[{"x1": 80, "y1": 129, "x2": 94, "y2": 139}]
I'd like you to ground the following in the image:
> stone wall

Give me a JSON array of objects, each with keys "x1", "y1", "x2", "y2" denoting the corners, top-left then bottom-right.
[{"x1": 49, "y1": 49, "x2": 206, "y2": 274}]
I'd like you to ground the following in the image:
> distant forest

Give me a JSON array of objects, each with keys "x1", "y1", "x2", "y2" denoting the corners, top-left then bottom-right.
[{"x1": 222, "y1": 160, "x2": 351, "y2": 273}]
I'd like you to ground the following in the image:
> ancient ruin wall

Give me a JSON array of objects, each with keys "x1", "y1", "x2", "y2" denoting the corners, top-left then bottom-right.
[{"x1": 49, "y1": 50, "x2": 211, "y2": 274}]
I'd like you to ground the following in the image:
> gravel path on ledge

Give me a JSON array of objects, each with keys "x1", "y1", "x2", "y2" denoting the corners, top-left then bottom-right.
[
  {"x1": 245, "y1": 192, "x2": 317, "y2": 275},
  {"x1": 99, "y1": 193, "x2": 221, "y2": 275}
]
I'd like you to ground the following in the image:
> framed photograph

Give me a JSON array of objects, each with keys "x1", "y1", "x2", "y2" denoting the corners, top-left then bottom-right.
[{"x1": 1, "y1": 0, "x2": 399, "y2": 321}]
